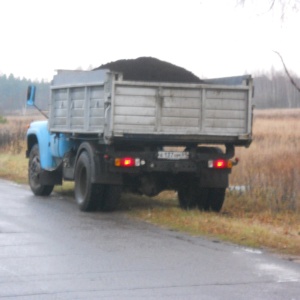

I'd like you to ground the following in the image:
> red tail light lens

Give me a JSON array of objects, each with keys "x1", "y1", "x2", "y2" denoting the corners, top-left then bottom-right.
[
  {"x1": 215, "y1": 159, "x2": 226, "y2": 168},
  {"x1": 115, "y1": 157, "x2": 140, "y2": 167},
  {"x1": 208, "y1": 159, "x2": 232, "y2": 169},
  {"x1": 122, "y1": 158, "x2": 135, "y2": 167}
]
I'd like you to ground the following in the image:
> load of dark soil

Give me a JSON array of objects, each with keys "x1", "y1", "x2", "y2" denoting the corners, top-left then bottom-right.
[{"x1": 94, "y1": 57, "x2": 202, "y2": 83}]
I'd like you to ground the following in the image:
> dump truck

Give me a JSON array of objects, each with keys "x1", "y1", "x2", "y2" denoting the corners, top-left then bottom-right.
[{"x1": 26, "y1": 65, "x2": 253, "y2": 212}]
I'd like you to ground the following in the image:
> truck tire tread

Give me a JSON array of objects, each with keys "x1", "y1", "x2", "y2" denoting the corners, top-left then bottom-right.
[
  {"x1": 98, "y1": 185, "x2": 122, "y2": 212},
  {"x1": 28, "y1": 144, "x2": 54, "y2": 196},
  {"x1": 74, "y1": 151, "x2": 98, "y2": 212}
]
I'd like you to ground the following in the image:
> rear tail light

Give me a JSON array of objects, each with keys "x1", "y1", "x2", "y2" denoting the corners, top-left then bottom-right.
[
  {"x1": 115, "y1": 157, "x2": 141, "y2": 167},
  {"x1": 208, "y1": 159, "x2": 232, "y2": 169}
]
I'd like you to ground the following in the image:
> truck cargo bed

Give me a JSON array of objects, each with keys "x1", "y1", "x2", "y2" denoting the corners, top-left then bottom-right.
[{"x1": 49, "y1": 70, "x2": 253, "y2": 146}]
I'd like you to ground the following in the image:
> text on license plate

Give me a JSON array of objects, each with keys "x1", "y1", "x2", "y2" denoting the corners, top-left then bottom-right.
[{"x1": 157, "y1": 151, "x2": 189, "y2": 160}]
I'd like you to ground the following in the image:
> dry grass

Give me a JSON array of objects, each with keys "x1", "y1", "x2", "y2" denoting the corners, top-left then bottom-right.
[
  {"x1": 119, "y1": 109, "x2": 300, "y2": 256},
  {"x1": 0, "y1": 114, "x2": 45, "y2": 183},
  {"x1": 231, "y1": 109, "x2": 300, "y2": 213},
  {"x1": 119, "y1": 190, "x2": 300, "y2": 256},
  {"x1": 0, "y1": 153, "x2": 28, "y2": 183},
  {"x1": 0, "y1": 111, "x2": 299, "y2": 256},
  {"x1": 0, "y1": 115, "x2": 44, "y2": 154}
]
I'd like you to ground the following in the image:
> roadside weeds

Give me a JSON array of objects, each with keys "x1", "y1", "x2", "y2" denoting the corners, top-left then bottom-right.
[
  {"x1": 0, "y1": 111, "x2": 299, "y2": 258},
  {"x1": 119, "y1": 191, "x2": 300, "y2": 258}
]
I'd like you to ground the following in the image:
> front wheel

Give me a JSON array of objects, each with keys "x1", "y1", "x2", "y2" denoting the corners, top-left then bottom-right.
[{"x1": 28, "y1": 144, "x2": 54, "y2": 196}]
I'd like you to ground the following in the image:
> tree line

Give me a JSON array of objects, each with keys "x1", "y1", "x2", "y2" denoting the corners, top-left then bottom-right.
[
  {"x1": 0, "y1": 74, "x2": 49, "y2": 114},
  {"x1": 253, "y1": 70, "x2": 300, "y2": 108},
  {"x1": 0, "y1": 71, "x2": 299, "y2": 114}
]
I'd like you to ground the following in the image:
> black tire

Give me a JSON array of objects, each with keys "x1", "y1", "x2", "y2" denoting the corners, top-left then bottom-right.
[
  {"x1": 98, "y1": 185, "x2": 122, "y2": 212},
  {"x1": 178, "y1": 184, "x2": 225, "y2": 212},
  {"x1": 196, "y1": 188, "x2": 226, "y2": 212},
  {"x1": 208, "y1": 188, "x2": 226, "y2": 212},
  {"x1": 178, "y1": 184, "x2": 197, "y2": 210},
  {"x1": 196, "y1": 188, "x2": 210, "y2": 211},
  {"x1": 28, "y1": 144, "x2": 54, "y2": 196},
  {"x1": 74, "y1": 151, "x2": 98, "y2": 212}
]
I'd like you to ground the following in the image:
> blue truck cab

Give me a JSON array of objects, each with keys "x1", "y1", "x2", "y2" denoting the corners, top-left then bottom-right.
[{"x1": 26, "y1": 86, "x2": 74, "y2": 195}]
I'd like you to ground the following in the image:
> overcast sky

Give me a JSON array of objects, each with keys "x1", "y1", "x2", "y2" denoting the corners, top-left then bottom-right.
[{"x1": 0, "y1": 0, "x2": 299, "y2": 81}]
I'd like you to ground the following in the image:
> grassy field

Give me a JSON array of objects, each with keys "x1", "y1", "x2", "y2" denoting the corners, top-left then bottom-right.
[{"x1": 0, "y1": 111, "x2": 299, "y2": 258}]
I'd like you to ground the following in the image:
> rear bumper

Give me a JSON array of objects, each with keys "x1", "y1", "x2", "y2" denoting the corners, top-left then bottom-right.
[{"x1": 112, "y1": 133, "x2": 252, "y2": 147}]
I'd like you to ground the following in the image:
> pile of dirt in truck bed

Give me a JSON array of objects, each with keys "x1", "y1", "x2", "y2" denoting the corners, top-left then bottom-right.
[{"x1": 94, "y1": 57, "x2": 202, "y2": 83}]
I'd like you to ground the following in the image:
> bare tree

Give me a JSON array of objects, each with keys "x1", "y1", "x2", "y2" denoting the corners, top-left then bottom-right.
[
  {"x1": 273, "y1": 51, "x2": 300, "y2": 93},
  {"x1": 237, "y1": 0, "x2": 300, "y2": 20},
  {"x1": 237, "y1": 0, "x2": 300, "y2": 93}
]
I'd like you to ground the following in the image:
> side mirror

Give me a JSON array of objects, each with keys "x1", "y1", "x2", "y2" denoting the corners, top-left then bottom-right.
[{"x1": 27, "y1": 85, "x2": 36, "y2": 106}]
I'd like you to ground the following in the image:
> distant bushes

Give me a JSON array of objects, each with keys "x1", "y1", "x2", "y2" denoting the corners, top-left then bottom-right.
[
  {"x1": 0, "y1": 115, "x2": 7, "y2": 124},
  {"x1": 0, "y1": 116, "x2": 29, "y2": 154}
]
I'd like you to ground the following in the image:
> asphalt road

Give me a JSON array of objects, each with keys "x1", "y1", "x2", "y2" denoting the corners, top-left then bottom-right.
[{"x1": 0, "y1": 179, "x2": 299, "y2": 300}]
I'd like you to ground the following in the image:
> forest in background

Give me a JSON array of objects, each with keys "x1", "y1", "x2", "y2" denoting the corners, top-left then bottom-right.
[
  {"x1": 0, "y1": 74, "x2": 49, "y2": 114},
  {"x1": 0, "y1": 71, "x2": 300, "y2": 114}
]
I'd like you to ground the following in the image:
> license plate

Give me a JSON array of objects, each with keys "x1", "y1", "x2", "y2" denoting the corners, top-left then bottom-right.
[{"x1": 157, "y1": 151, "x2": 189, "y2": 160}]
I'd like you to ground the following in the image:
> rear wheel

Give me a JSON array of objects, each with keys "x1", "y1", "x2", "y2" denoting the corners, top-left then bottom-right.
[
  {"x1": 208, "y1": 188, "x2": 226, "y2": 212},
  {"x1": 178, "y1": 184, "x2": 226, "y2": 212},
  {"x1": 74, "y1": 151, "x2": 98, "y2": 212},
  {"x1": 196, "y1": 188, "x2": 226, "y2": 212},
  {"x1": 98, "y1": 185, "x2": 122, "y2": 212},
  {"x1": 178, "y1": 183, "x2": 197, "y2": 210},
  {"x1": 196, "y1": 188, "x2": 209, "y2": 211},
  {"x1": 28, "y1": 144, "x2": 54, "y2": 196},
  {"x1": 75, "y1": 151, "x2": 122, "y2": 212}
]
